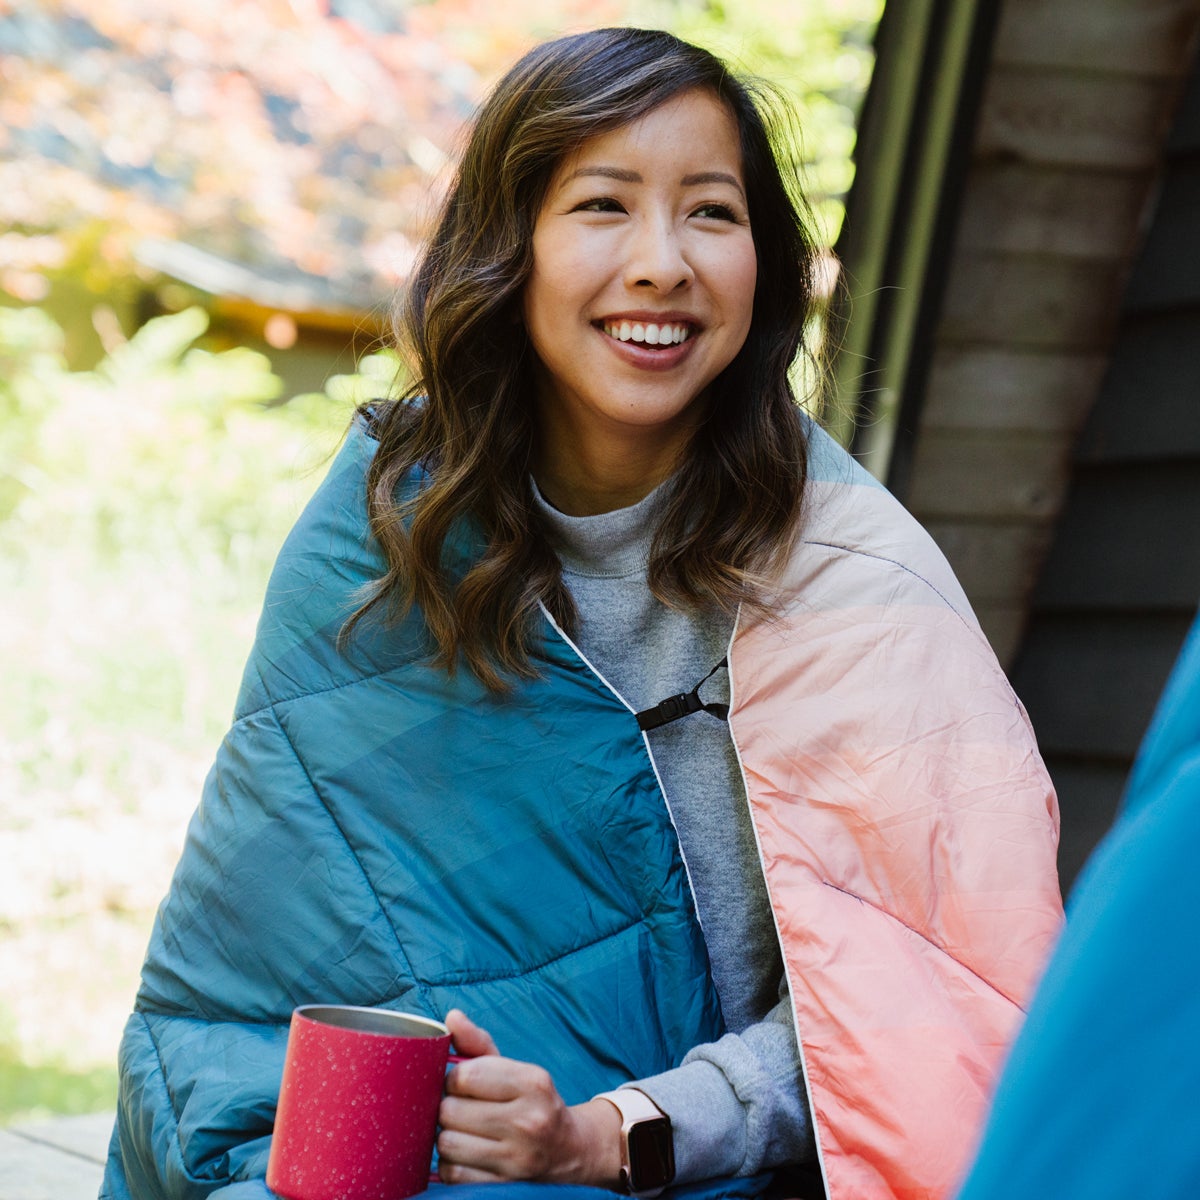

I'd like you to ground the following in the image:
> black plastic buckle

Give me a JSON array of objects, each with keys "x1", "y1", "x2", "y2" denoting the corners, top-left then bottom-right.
[{"x1": 636, "y1": 692, "x2": 702, "y2": 732}]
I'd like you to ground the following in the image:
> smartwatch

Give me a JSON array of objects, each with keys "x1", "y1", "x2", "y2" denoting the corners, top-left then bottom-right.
[{"x1": 595, "y1": 1087, "x2": 676, "y2": 1196}]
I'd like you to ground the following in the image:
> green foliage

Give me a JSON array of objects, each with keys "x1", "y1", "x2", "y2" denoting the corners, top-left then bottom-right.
[
  {"x1": 1, "y1": 306, "x2": 401, "y2": 1116},
  {"x1": 0, "y1": 1040, "x2": 118, "y2": 1126},
  {"x1": 1, "y1": 307, "x2": 371, "y2": 759},
  {"x1": 0, "y1": 305, "x2": 69, "y2": 521},
  {"x1": 2, "y1": 305, "x2": 344, "y2": 570},
  {"x1": 319, "y1": 349, "x2": 408, "y2": 410}
]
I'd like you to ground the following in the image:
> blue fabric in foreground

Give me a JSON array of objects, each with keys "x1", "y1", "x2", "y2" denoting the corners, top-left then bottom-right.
[
  {"x1": 425, "y1": 1179, "x2": 771, "y2": 1200},
  {"x1": 206, "y1": 1179, "x2": 771, "y2": 1200},
  {"x1": 955, "y1": 609, "x2": 1200, "y2": 1200}
]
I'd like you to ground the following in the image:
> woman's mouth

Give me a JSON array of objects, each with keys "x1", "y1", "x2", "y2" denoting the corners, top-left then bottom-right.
[{"x1": 599, "y1": 320, "x2": 694, "y2": 348}]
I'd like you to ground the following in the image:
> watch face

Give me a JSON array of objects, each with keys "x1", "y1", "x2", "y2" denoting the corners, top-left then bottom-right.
[{"x1": 627, "y1": 1115, "x2": 675, "y2": 1191}]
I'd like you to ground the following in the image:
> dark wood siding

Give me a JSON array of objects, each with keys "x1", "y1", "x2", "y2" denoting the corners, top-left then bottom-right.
[
  {"x1": 831, "y1": 0, "x2": 1200, "y2": 894},
  {"x1": 880, "y1": 0, "x2": 1200, "y2": 667},
  {"x1": 1009, "y1": 55, "x2": 1200, "y2": 892}
]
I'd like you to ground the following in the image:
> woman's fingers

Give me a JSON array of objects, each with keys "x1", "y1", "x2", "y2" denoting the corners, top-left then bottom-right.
[
  {"x1": 444, "y1": 1007, "x2": 499, "y2": 1058},
  {"x1": 433, "y1": 1015, "x2": 617, "y2": 1186},
  {"x1": 439, "y1": 1093, "x2": 520, "y2": 1141},
  {"x1": 437, "y1": 1112, "x2": 551, "y2": 1183},
  {"x1": 436, "y1": 1055, "x2": 578, "y2": 1182},
  {"x1": 445, "y1": 1053, "x2": 553, "y2": 1103},
  {"x1": 436, "y1": 1127, "x2": 509, "y2": 1182},
  {"x1": 438, "y1": 1161, "x2": 508, "y2": 1185}
]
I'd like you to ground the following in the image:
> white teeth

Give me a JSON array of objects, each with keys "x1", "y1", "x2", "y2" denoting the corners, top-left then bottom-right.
[{"x1": 602, "y1": 321, "x2": 692, "y2": 345}]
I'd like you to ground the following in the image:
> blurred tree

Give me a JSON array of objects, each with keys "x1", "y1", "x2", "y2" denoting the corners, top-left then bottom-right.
[{"x1": 1, "y1": 0, "x2": 880, "y2": 362}]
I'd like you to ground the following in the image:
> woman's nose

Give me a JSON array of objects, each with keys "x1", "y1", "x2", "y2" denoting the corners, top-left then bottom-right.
[{"x1": 624, "y1": 218, "x2": 694, "y2": 292}]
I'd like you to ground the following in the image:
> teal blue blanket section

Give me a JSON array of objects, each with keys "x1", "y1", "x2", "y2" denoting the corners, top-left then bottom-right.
[
  {"x1": 802, "y1": 417, "x2": 883, "y2": 489},
  {"x1": 102, "y1": 425, "x2": 743, "y2": 1199},
  {"x1": 956, "y1": 610, "x2": 1200, "y2": 1200}
]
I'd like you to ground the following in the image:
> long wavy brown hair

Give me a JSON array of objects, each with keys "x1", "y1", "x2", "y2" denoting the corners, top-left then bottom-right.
[{"x1": 349, "y1": 27, "x2": 824, "y2": 691}]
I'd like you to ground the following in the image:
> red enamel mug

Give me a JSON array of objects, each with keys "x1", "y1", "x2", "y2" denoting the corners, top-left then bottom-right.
[{"x1": 266, "y1": 1005, "x2": 462, "y2": 1200}]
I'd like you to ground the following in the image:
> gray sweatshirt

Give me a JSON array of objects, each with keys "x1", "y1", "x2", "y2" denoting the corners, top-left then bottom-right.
[{"x1": 533, "y1": 481, "x2": 816, "y2": 1183}]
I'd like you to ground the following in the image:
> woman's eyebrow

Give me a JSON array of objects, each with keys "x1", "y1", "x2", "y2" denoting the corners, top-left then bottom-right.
[
  {"x1": 562, "y1": 166, "x2": 746, "y2": 199},
  {"x1": 681, "y1": 171, "x2": 746, "y2": 199},
  {"x1": 563, "y1": 166, "x2": 641, "y2": 184}
]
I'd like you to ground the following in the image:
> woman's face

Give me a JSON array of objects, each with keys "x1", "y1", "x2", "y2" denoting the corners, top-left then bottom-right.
[{"x1": 523, "y1": 88, "x2": 757, "y2": 497}]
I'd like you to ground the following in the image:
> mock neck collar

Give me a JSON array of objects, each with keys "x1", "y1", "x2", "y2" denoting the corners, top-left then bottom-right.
[{"x1": 532, "y1": 478, "x2": 670, "y2": 578}]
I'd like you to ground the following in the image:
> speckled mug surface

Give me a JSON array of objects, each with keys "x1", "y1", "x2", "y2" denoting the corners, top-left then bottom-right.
[{"x1": 267, "y1": 1005, "x2": 454, "y2": 1200}]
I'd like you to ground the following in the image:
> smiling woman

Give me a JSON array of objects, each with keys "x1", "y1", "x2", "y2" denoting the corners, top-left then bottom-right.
[
  {"x1": 524, "y1": 88, "x2": 758, "y2": 514},
  {"x1": 101, "y1": 27, "x2": 1064, "y2": 1200},
  {"x1": 355, "y1": 30, "x2": 818, "y2": 689}
]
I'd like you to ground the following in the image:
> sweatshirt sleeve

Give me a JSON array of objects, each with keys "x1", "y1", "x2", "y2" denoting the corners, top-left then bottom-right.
[{"x1": 625, "y1": 980, "x2": 816, "y2": 1182}]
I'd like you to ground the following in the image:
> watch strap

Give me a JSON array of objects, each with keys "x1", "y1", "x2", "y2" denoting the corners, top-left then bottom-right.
[{"x1": 595, "y1": 1088, "x2": 674, "y2": 1197}]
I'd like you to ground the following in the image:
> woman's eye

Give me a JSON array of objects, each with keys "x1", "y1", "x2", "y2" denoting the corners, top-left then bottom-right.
[
  {"x1": 573, "y1": 197, "x2": 626, "y2": 214},
  {"x1": 692, "y1": 202, "x2": 739, "y2": 221}
]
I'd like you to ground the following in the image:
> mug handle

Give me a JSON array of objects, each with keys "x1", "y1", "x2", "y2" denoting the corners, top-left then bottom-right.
[{"x1": 429, "y1": 1053, "x2": 473, "y2": 1183}]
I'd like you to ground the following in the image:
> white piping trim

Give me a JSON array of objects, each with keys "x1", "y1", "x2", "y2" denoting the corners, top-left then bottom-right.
[
  {"x1": 537, "y1": 600, "x2": 705, "y2": 932},
  {"x1": 725, "y1": 605, "x2": 831, "y2": 1194}
]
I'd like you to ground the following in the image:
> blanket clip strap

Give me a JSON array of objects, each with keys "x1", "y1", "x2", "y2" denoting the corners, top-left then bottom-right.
[{"x1": 635, "y1": 658, "x2": 730, "y2": 732}]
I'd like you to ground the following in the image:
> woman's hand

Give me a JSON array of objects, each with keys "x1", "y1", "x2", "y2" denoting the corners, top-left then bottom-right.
[{"x1": 436, "y1": 1009, "x2": 623, "y2": 1187}]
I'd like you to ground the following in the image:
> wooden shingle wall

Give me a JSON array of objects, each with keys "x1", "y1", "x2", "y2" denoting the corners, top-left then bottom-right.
[
  {"x1": 902, "y1": 0, "x2": 1200, "y2": 671},
  {"x1": 1009, "y1": 56, "x2": 1200, "y2": 889}
]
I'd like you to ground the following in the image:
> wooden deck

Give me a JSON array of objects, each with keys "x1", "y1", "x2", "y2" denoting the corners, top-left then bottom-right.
[{"x1": 0, "y1": 1113, "x2": 110, "y2": 1200}]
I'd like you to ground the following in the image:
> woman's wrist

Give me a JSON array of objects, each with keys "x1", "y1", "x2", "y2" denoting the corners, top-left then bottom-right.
[{"x1": 564, "y1": 1096, "x2": 624, "y2": 1188}]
